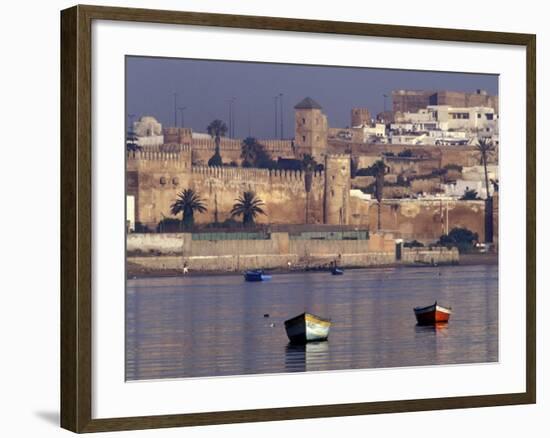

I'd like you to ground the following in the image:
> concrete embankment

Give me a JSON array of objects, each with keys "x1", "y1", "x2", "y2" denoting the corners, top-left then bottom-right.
[{"x1": 126, "y1": 232, "x2": 460, "y2": 277}]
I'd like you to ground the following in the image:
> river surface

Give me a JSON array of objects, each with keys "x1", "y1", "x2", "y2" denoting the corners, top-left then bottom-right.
[{"x1": 126, "y1": 264, "x2": 498, "y2": 381}]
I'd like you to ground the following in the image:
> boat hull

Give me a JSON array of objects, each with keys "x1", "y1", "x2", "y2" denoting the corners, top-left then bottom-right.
[
  {"x1": 414, "y1": 303, "x2": 452, "y2": 325},
  {"x1": 284, "y1": 312, "x2": 332, "y2": 344},
  {"x1": 331, "y1": 268, "x2": 344, "y2": 275},
  {"x1": 244, "y1": 271, "x2": 271, "y2": 282}
]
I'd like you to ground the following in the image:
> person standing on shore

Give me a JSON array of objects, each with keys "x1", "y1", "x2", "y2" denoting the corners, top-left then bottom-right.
[{"x1": 183, "y1": 261, "x2": 189, "y2": 275}]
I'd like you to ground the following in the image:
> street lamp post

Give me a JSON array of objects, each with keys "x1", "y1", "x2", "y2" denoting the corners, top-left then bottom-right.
[
  {"x1": 173, "y1": 93, "x2": 178, "y2": 127},
  {"x1": 232, "y1": 97, "x2": 236, "y2": 137},
  {"x1": 279, "y1": 93, "x2": 283, "y2": 140},
  {"x1": 178, "y1": 107, "x2": 186, "y2": 127},
  {"x1": 226, "y1": 98, "x2": 237, "y2": 137},
  {"x1": 273, "y1": 95, "x2": 279, "y2": 138}
]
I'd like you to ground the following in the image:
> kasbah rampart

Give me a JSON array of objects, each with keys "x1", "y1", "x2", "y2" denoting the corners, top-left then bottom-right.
[{"x1": 127, "y1": 90, "x2": 499, "y2": 273}]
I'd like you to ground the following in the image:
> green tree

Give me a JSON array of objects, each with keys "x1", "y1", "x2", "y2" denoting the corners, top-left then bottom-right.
[
  {"x1": 240, "y1": 137, "x2": 275, "y2": 169},
  {"x1": 439, "y1": 227, "x2": 479, "y2": 253},
  {"x1": 301, "y1": 154, "x2": 317, "y2": 172},
  {"x1": 207, "y1": 120, "x2": 228, "y2": 167},
  {"x1": 241, "y1": 137, "x2": 257, "y2": 167},
  {"x1": 476, "y1": 137, "x2": 496, "y2": 200},
  {"x1": 476, "y1": 137, "x2": 496, "y2": 243},
  {"x1": 368, "y1": 160, "x2": 388, "y2": 231},
  {"x1": 461, "y1": 188, "x2": 480, "y2": 200},
  {"x1": 230, "y1": 191, "x2": 266, "y2": 227},
  {"x1": 170, "y1": 189, "x2": 207, "y2": 229},
  {"x1": 397, "y1": 149, "x2": 413, "y2": 158},
  {"x1": 208, "y1": 149, "x2": 223, "y2": 167}
]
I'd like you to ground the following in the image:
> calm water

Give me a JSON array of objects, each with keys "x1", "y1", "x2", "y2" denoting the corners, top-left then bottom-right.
[{"x1": 126, "y1": 265, "x2": 498, "y2": 381}]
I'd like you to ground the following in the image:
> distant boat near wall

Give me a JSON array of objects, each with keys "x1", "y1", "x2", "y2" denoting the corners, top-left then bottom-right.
[
  {"x1": 331, "y1": 267, "x2": 344, "y2": 275},
  {"x1": 284, "y1": 312, "x2": 332, "y2": 344},
  {"x1": 244, "y1": 270, "x2": 272, "y2": 282},
  {"x1": 414, "y1": 301, "x2": 452, "y2": 325}
]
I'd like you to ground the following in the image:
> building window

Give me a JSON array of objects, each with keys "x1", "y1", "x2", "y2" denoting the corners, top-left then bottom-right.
[
  {"x1": 477, "y1": 114, "x2": 482, "y2": 118},
  {"x1": 302, "y1": 135, "x2": 306, "y2": 142},
  {"x1": 302, "y1": 118, "x2": 306, "y2": 124},
  {"x1": 451, "y1": 112, "x2": 469, "y2": 119},
  {"x1": 486, "y1": 113, "x2": 494, "y2": 120}
]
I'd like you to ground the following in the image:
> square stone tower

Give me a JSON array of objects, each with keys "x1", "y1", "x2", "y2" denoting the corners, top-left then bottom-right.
[
  {"x1": 324, "y1": 154, "x2": 351, "y2": 225},
  {"x1": 351, "y1": 108, "x2": 371, "y2": 127},
  {"x1": 294, "y1": 97, "x2": 328, "y2": 161}
]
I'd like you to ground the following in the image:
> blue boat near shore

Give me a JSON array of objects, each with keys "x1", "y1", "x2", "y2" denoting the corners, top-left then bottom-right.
[
  {"x1": 331, "y1": 267, "x2": 344, "y2": 275},
  {"x1": 244, "y1": 270, "x2": 272, "y2": 282}
]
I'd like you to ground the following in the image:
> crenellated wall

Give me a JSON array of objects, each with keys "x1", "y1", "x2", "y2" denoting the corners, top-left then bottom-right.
[
  {"x1": 127, "y1": 149, "x2": 489, "y2": 242},
  {"x1": 127, "y1": 152, "x2": 329, "y2": 228},
  {"x1": 190, "y1": 138, "x2": 295, "y2": 165}
]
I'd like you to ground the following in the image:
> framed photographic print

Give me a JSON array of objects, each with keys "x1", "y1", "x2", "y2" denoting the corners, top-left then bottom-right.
[{"x1": 60, "y1": 4, "x2": 536, "y2": 433}]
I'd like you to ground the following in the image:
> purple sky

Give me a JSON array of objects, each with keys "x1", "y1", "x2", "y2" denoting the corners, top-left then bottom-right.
[{"x1": 126, "y1": 56, "x2": 498, "y2": 139}]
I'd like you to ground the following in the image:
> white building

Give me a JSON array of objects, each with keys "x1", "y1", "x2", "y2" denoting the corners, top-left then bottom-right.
[
  {"x1": 132, "y1": 116, "x2": 164, "y2": 147},
  {"x1": 433, "y1": 105, "x2": 498, "y2": 133},
  {"x1": 391, "y1": 105, "x2": 498, "y2": 136},
  {"x1": 350, "y1": 121, "x2": 387, "y2": 142}
]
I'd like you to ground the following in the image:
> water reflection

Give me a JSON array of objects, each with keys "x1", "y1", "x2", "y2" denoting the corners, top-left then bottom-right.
[
  {"x1": 285, "y1": 342, "x2": 330, "y2": 373},
  {"x1": 126, "y1": 264, "x2": 498, "y2": 380},
  {"x1": 414, "y1": 322, "x2": 450, "y2": 333}
]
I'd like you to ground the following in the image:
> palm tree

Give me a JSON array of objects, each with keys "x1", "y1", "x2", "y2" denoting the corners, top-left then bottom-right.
[
  {"x1": 230, "y1": 191, "x2": 266, "y2": 227},
  {"x1": 240, "y1": 137, "x2": 274, "y2": 168},
  {"x1": 170, "y1": 189, "x2": 207, "y2": 229},
  {"x1": 241, "y1": 137, "x2": 259, "y2": 167},
  {"x1": 370, "y1": 160, "x2": 388, "y2": 231},
  {"x1": 475, "y1": 137, "x2": 496, "y2": 200},
  {"x1": 207, "y1": 120, "x2": 228, "y2": 166},
  {"x1": 475, "y1": 137, "x2": 496, "y2": 243}
]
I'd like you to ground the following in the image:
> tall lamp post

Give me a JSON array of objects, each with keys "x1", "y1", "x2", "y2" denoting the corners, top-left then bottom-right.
[
  {"x1": 173, "y1": 93, "x2": 178, "y2": 127},
  {"x1": 279, "y1": 93, "x2": 284, "y2": 139},
  {"x1": 231, "y1": 97, "x2": 236, "y2": 137},
  {"x1": 226, "y1": 98, "x2": 236, "y2": 137},
  {"x1": 178, "y1": 107, "x2": 187, "y2": 127}
]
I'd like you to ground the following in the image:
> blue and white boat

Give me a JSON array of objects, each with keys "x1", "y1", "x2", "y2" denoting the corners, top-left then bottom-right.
[{"x1": 244, "y1": 270, "x2": 272, "y2": 282}]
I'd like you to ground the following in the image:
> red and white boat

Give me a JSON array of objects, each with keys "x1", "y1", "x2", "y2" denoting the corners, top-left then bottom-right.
[{"x1": 414, "y1": 301, "x2": 452, "y2": 325}]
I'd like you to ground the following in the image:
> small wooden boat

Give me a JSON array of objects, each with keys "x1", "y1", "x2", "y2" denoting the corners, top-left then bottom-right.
[
  {"x1": 331, "y1": 267, "x2": 344, "y2": 275},
  {"x1": 244, "y1": 270, "x2": 272, "y2": 282},
  {"x1": 414, "y1": 301, "x2": 452, "y2": 325},
  {"x1": 284, "y1": 312, "x2": 332, "y2": 344}
]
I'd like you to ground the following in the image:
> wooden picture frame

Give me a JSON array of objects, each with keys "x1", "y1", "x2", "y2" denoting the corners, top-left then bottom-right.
[{"x1": 61, "y1": 4, "x2": 536, "y2": 433}]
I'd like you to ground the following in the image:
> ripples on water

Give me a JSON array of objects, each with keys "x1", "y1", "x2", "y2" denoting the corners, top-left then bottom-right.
[{"x1": 126, "y1": 265, "x2": 498, "y2": 380}]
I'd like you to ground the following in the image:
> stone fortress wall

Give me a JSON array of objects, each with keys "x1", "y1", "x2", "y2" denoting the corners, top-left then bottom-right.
[{"x1": 127, "y1": 151, "x2": 327, "y2": 228}]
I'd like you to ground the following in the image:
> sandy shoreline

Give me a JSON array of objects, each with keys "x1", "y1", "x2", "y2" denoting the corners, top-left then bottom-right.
[{"x1": 127, "y1": 252, "x2": 498, "y2": 279}]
